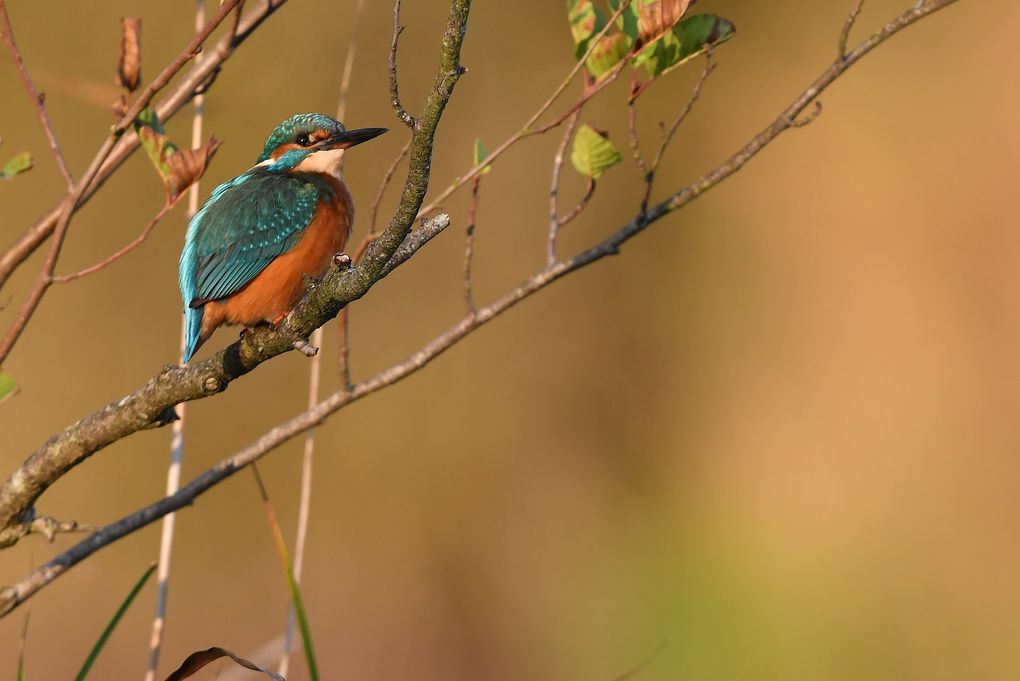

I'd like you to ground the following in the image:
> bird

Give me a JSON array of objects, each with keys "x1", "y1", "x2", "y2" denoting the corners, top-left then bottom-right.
[{"x1": 178, "y1": 113, "x2": 386, "y2": 363}]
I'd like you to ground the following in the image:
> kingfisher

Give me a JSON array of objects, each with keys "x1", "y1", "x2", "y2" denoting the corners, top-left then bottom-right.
[{"x1": 178, "y1": 113, "x2": 386, "y2": 363}]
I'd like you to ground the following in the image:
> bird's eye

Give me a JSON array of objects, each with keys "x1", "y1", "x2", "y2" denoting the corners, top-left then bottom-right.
[{"x1": 296, "y1": 133, "x2": 311, "y2": 147}]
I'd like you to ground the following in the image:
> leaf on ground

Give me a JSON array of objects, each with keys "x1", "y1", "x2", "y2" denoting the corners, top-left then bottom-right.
[
  {"x1": 571, "y1": 124, "x2": 621, "y2": 179},
  {"x1": 134, "y1": 108, "x2": 219, "y2": 201},
  {"x1": 473, "y1": 138, "x2": 492, "y2": 175},
  {"x1": 163, "y1": 647, "x2": 284, "y2": 681},
  {"x1": 0, "y1": 372, "x2": 17, "y2": 401},
  {"x1": 634, "y1": 13, "x2": 736, "y2": 78},
  {"x1": 116, "y1": 17, "x2": 142, "y2": 92},
  {"x1": 0, "y1": 152, "x2": 33, "y2": 179}
]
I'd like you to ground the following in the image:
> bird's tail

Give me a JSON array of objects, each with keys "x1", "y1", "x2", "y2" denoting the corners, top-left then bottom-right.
[{"x1": 183, "y1": 306, "x2": 204, "y2": 364}]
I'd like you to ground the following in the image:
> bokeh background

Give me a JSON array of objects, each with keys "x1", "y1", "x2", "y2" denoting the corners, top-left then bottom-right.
[{"x1": 1, "y1": 0, "x2": 1018, "y2": 679}]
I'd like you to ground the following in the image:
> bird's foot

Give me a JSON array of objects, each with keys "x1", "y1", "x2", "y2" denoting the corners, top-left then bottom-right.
[{"x1": 292, "y1": 339, "x2": 319, "y2": 357}]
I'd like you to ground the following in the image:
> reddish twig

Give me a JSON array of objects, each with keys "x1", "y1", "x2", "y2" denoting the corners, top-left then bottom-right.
[
  {"x1": 51, "y1": 201, "x2": 177, "y2": 284},
  {"x1": 0, "y1": 0, "x2": 74, "y2": 190},
  {"x1": 547, "y1": 108, "x2": 582, "y2": 269},
  {"x1": 0, "y1": 0, "x2": 284, "y2": 293},
  {"x1": 0, "y1": 0, "x2": 243, "y2": 366},
  {"x1": 463, "y1": 176, "x2": 481, "y2": 314}
]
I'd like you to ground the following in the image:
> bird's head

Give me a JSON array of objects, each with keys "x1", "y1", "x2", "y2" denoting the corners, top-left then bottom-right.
[{"x1": 256, "y1": 113, "x2": 387, "y2": 174}]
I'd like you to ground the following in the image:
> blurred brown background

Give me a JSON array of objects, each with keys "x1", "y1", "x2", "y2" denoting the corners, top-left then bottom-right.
[{"x1": 1, "y1": 0, "x2": 1018, "y2": 678}]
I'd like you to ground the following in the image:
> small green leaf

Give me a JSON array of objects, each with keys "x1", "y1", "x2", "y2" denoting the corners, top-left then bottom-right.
[
  {"x1": 585, "y1": 31, "x2": 632, "y2": 80},
  {"x1": 134, "y1": 108, "x2": 179, "y2": 185},
  {"x1": 635, "y1": 14, "x2": 736, "y2": 78},
  {"x1": 0, "y1": 372, "x2": 16, "y2": 401},
  {"x1": 609, "y1": 0, "x2": 639, "y2": 42},
  {"x1": 74, "y1": 563, "x2": 155, "y2": 681},
  {"x1": 567, "y1": 0, "x2": 607, "y2": 60},
  {"x1": 0, "y1": 152, "x2": 33, "y2": 179},
  {"x1": 473, "y1": 138, "x2": 492, "y2": 175},
  {"x1": 571, "y1": 124, "x2": 621, "y2": 180}
]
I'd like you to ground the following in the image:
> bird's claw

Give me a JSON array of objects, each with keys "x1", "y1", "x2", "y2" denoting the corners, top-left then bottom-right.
[{"x1": 333, "y1": 252, "x2": 352, "y2": 270}]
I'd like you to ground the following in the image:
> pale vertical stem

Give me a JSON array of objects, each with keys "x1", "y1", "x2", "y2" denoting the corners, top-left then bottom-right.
[
  {"x1": 143, "y1": 4, "x2": 205, "y2": 681},
  {"x1": 280, "y1": 1, "x2": 366, "y2": 677}
]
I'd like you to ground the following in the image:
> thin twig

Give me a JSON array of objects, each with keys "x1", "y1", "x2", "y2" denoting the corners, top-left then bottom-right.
[
  {"x1": 389, "y1": 0, "x2": 415, "y2": 128},
  {"x1": 51, "y1": 202, "x2": 176, "y2": 283},
  {"x1": 0, "y1": 0, "x2": 963, "y2": 613},
  {"x1": 627, "y1": 72, "x2": 648, "y2": 178},
  {"x1": 640, "y1": 50, "x2": 717, "y2": 214},
  {"x1": 558, "y1": 179, "x2": 596, "y2": 229},
  {"x1": 463, "y1": 176, "x2": 481, "y2": 314},
  {"x1": 368, "y1": 140, "x2": 411, "y2": 238},
  {"x1": 0, "y1": 0, "x2": 244, "y2": 366},
  {"x1": 840, "y1": 0, "x2": 867, "y2": 60},
  {"x1": 0, "y1": 0, "x2": 74, "y2": 190},
  {"x1": 547, "y1": 109, "x2": 582, "y2": 269},
  {"x1": 0, "y1": 0, "x2": 286, "y2": 292},
  {"x1": 416, "y1": 0, "x2": 632, "y2": 219}
]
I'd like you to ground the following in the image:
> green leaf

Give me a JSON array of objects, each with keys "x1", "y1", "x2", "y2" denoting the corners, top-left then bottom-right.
[
  {"x1": 585, "y1": 31, "x2": 632, "y2": 80},
  {"x1": 608, "y1": 0, "x2": 639, "y2": 42},
  {"x1": 74, "y1": 563, "x2": 155, "y2": 681},
  {"x1": 567, "y1": 0, "x2": 607, "y2": 60},
  {"x1": 571, "y1": 124, "x2": 621, "y2": 179},
  {"x1": 0, "y1": 152, "x2": 33, "y2": 179},
  {"x1": 134, "y1": 108, "x2": 179, "y2": 185},
  {"x1": 0, "y1": 372, "x2": 16, "y2": 401},
  {"x1": 635, "y1": 14, "x2": 736, "y2": 78},
  {"x1": 473, "y1": 138, "x2": 492, "y2": 175}
]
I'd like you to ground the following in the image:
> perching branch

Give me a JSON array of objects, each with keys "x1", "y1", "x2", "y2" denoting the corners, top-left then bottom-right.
[
  {"x1": 0, "y1": 0, "x2": 472, "y2": 555},
  {"x1": 0, "y1": 0, "x2": 961, "y2": 617}
]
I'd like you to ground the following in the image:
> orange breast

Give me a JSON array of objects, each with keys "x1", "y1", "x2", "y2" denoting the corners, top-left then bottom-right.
[{"x1": 201, "y1": 178, "x2": 353, "y2": 339}]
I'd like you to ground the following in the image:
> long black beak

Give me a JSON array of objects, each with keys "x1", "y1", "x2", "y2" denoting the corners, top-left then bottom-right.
[{"x1": 319, "y1": 127, "x2": 388, "y2": 150}]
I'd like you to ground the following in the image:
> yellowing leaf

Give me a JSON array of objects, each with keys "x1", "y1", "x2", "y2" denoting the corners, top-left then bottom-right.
[
  {"x1": 567, "y1": 0, "x2": 607, "y2": 60},
  {"x1": 473, "y1": 138, "x2": 492, "y2": 175},
  {"x1": 0, "y1": 372, "x2": 15, "y2": 401},
  {"x1": 134, "y1": 108, "x2": 219, "y2": 201},
  {"x1": 571, "y1": 124, "x2": 621, "y2": 179},
  {"x1": 586, "y1": 31, "x2": 632, "y2": 80},
  {"x1": 0, "y1": 152, "x2": 32, "y2": 179}
]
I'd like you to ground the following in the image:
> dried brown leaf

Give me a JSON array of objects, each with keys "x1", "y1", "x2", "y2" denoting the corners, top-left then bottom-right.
[
  {"x1": 117, "y1": 17, "x2": 142, "y2": 92},
  {"x1": 163, "y1": 646, "x2": 284, "y2": 681},
  {"x1": 167, "y1": 136, "x2": 221, "y2": 200}
]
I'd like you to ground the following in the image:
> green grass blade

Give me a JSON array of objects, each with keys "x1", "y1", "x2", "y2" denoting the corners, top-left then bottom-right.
[
  {"x1": 74, "y1": 562, "x2": 156, "y2": 681},
  {"x1": 251, "y1": 466, "x2": 320, "y2": 681},
  {"x1": 16, "y1": 608, "x2": 30, "y2": 681}
]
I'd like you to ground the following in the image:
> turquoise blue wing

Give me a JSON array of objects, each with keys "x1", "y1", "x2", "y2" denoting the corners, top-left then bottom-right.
[
  {"x1": 177, "y1": 169, "x2": 321, "y2": 362},
  {"x1": 181, "y1": 170, "x2": 320, "y2": 307}
]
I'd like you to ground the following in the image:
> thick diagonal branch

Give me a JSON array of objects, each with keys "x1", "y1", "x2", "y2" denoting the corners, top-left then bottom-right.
[{"x1": 0, "y1": 0, "x2": 471, "y2": 550}]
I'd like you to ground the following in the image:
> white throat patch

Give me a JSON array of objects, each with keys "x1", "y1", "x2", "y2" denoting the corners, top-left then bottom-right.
[{"x1": 293, "y1": 148, "x2": 345, "y2": 179}]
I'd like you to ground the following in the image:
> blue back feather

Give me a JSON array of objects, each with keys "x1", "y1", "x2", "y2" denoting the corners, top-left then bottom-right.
[{"x1": 178, "y1": 169, "x2": 327, "y2": 362}]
